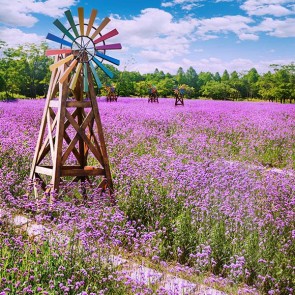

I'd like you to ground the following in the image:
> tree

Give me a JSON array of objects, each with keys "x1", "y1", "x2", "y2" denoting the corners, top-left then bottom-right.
[
  {"x1": 185, "y1": 66, "x2": 198, "y2": 97},
  {"x1": 157, "y1": 77, "x2": 175, "y2": 97},
  {"x1": 0, "y1": 45, "x2": 23, "y2": 98},
  {"x1": 134, "y1": 80, "x2": 148, "y2": 97},
  {"x1": 230, "y1": 71, "x2": 239, "y2": 81},
  {"x1": 201, "y1": 81, "x2": 233, "y2": 100},
  {"x1": 198, "y1": 72, "x2": 214, "y2": 93},
  {"x1": 242, "y1": 68, "x2": 260, "y2": 98},
  {"x1": 21, "y1": 42, "x2": 51, "y2": 98},
  {"x1": 257, "y1": 72, "x2": 275, "y2": 101},
  {"x1": 221, "y1": 70, "x2": 230, "y2": 82},
  {"x1": 0, "y1": 42, "x2": 51, "y2": 99},
  {"x1": 270, "y1": 63, "x2": 295, "y2": 103},
  {"x1": 176, "y1": 67, "x2": 186, "y2": 85},
  {"x1": 214, "y1": 72, "x2": 221, "y2": 82},
  {"x1": 272, "y1": 69, "x2": 291, "y2": 103},
  {"x1": 116, "y1": 70, "x2": 135, "y2": 96},
  {"x1": 229, "y1": 71, "x2": 245, "y2": 99}
]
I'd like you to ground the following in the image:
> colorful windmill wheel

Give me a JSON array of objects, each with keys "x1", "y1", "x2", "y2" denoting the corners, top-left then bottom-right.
[{"x1": 45, "y1": 7, "x2": 122, "y2": 91}]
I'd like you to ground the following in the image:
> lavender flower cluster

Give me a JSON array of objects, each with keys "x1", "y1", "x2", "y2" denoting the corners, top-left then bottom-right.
[{"x1": 0, "y1": 98, "x2": 294, "y2": 294}]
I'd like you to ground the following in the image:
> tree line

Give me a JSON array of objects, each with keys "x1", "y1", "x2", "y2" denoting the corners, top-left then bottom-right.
[{"x1": 0, "y1": 42, "x2": 294, "y2": 103}]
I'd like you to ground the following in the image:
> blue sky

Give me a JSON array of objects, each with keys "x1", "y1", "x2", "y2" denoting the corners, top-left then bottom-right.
[{"x1": 0, "y1": 0, "x2": 295, "y2": 74}]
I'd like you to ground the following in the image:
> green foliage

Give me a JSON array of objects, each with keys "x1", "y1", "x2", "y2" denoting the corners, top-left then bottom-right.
[
  {"x1": 221, "y1": 70, "x2": 230, "y2": 82},
  {"x1": 0, "y1": 41, "x2": 295, "y2": 102},
  {"x1": 201, "y1": 81, "x2": 234, "y2": 100},
  {"x1": 0, "y1": 42, "x2": 51, "y2": 99}
]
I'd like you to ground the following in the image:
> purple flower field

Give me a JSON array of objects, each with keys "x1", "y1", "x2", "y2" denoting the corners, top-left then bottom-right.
[{"x1": 0, "y1": 97, "x2": 295, "y2": 294}]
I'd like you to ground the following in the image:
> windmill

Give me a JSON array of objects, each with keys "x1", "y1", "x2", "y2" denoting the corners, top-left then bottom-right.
[
  {"x1": 105, "y1": 84, "x2": 118, "y2": 102},
  {"x1": 29, "y1": 7, "x2": 122, "y2": 202},
  {"x1": 148, "y1": 85, "x2": 159, "y2": 103},
  {"x1": 174, "y1": 85, "x2": 185, "y2": 106}
]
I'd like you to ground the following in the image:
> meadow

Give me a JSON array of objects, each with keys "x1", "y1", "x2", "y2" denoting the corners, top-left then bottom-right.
[{"x1": 0, "y1": 98, "x2": 294, "y2": 294}]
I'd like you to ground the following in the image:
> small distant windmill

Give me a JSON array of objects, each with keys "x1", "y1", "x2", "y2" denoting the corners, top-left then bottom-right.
[
  {"x1": 148, "y1": 85, "x2": 159, "y2": 103},
  {"x1": 174, "y1": 85, "x2": 185, "y2": 106},
  {"x1": 105, "y1": 84, "x2": 117, "y2": 102},
  {"x1": 30, "y1": 7, "x2": 122, "y2": 201}
]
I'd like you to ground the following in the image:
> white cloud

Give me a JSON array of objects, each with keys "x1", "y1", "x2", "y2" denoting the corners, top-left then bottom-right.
[
  {"x1": 181, "y1": 57, "x2": 294, "y2": 73},
  {"x1": 182, "y1": 3, "x2": 203, "y2": 10},
  {"x1": 196, "y1": 15, "x2": 257, "y2": 40},
  {"x1": 110, "y1": 9, "x2": 197, "y2": 60},
  {"x1": 0, "y1": 0, "x2": 77, "y2": 27},
  {"x1": 238, "y1": 33, "x2": 259, "y2": 40},
  {"x1": 161, "y1": 2, "x2": 174, "y2": 8},
  {"x1": 253, "y1": 17, "x2": 295, "y2": 37},
  {"x1": 161, "y1": 0, "x2": 204, "y2": 10},
  {"x1": 241, "y1": 0, "x2": 295, "y2": 17},
  {"x1": 0, "y1": 28, "x2": 44, "y2": 47}
]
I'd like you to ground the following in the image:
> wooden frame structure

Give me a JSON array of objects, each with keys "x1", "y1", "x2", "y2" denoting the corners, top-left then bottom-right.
[
  {"x1": 106, "y1": 85, "x2": 118, "y2": 102},
  {"x1": 174, "y1": 87, "x2": 185, "y2": 106},
  {"x1": 148, "y1": 87, "x2": 159, "y2": 103},
  {"x1": 30, "y1": 54, "x2": 114, "y2": 201},
  {"x1": 173, "y1": 86, "x2": 185, "y2": 106}
]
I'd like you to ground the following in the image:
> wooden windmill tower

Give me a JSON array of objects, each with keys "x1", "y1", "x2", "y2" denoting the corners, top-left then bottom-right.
[
  {"x1": 30, "y1": 7, "x2": 122, "y2": 200},
  {"x1": 174, "y1": 85, "x2": 185, "y2": 106},
  {"x1": 148, "y1": 85, "x2": 159, "y2": 103},
  {"x1": 106, "y1": 84, "x2": 118, "y2": 102}
]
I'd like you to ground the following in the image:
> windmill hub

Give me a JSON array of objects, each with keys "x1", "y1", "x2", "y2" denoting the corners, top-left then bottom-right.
[{"x1": 72, "y1": 36, "x2": 95, "y2": 62}]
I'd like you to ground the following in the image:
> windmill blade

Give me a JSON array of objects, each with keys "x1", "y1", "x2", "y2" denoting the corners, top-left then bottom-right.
[
  {"x1": 90, "y1": 17, "x2": 110, "y2": 40},
  {"x1": 53, "y1": 19, "x2": 76, "y2": 42},
  {"x1": 93, "y1": 29, "x2": 119, "y2": 44},
  {"x1": 46, "y1": 49, "x2": 72, "y2": 56},
  {"x1": 65, "y1": 10, "x2": 79, "y2": 37},
  {"x1": 78, "y1": 7, "x2": 84, "y2": 35},
  {"x1": 69, "y1": 63, "x2": 82, "y2": 90},
  {"x1": 59, "y1": 59, "x2": 78, "y2": 83},
  {"x1": 46, "y1": 33, "x2": 72, "y2": 47},
  {"x1": 83, "y1": 63, "x2": 89, "y2": 92},
  {"x1": 90, "y1": 61, "x2": 102, "y2": 88},
  {"x1": 92, "y1": 57, "x2": 114, "y2": 79},
  {"x1": 95, "y1": 43, "x2": 122, "y2": 50},
  {"x1": 49, "y1": 54, "x2": 74, "y2": 71},
  {"x1": 95, "y1": 51, "x2": 120, "y2": 66},
  {"x1": 86, "y1": 9, "x2": 98, "y2": 36}
]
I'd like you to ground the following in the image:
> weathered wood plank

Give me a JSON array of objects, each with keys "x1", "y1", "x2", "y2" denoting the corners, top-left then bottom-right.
[
  {"x1": 46, "y1": 108, "x2": 55, "y2": 162},
  {"x1": 35, "y1": 166, "x2": 53, "y2": 176},
  {"x1": 30, "y1": 56, "x2": 59, "y2": 179},
  {"x1": 61, "y1": 110, "x2": 94, "y2": 165},
  {"x1": 87, "y1": 64, "x2": 114, "y2": 193},
  {"x1": 65, "y1": 109, "x2": 104, "y2": 164},
  {"x1": 51, "y1": 62, "x2": 69, "y2": 191},
  {"x1": 37, "y1": 108, "x2": 78, "y2": 164},
  {"x1": 61, "y1": 167, "x2": 105, "y2": 177}
]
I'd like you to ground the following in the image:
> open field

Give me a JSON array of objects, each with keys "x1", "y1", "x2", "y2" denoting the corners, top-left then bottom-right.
[{"x1": 0, "y1": 98, "x2": 294, "y2": 294}]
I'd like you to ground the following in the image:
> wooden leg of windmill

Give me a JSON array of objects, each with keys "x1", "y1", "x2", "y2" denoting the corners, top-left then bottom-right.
[
  {"x1": 51, "y1": 76, "x2": 68, "y2": 198},
  {"x1": 78, "y1": 109, "x2": 87, "y2": 199},
  {"x1": 75, "y1": 76, "x2": 87, "y2": 198},
  {"x1": 88, "y1": 68, "x2": 115, "y2": 204},
  {"x1": 30, "y1": 58, "x2": 60, "y2": 199}
]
